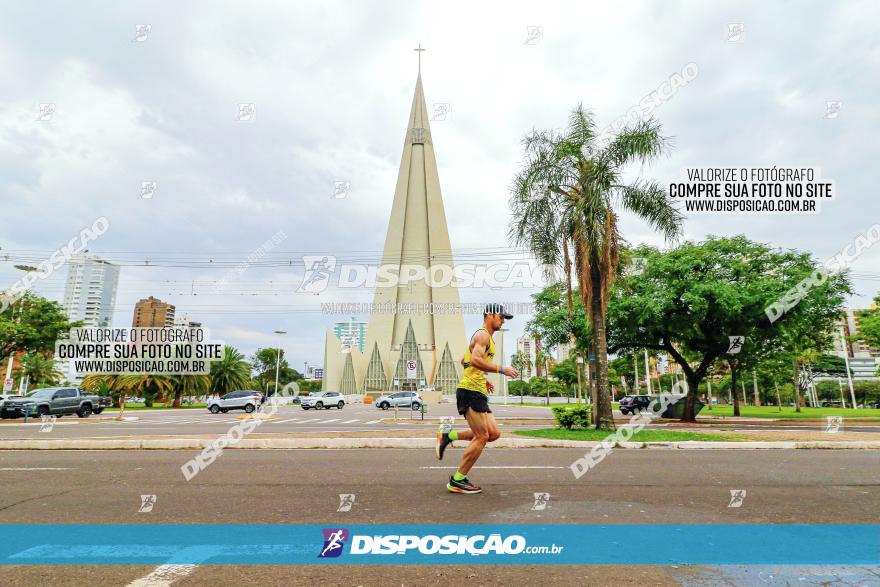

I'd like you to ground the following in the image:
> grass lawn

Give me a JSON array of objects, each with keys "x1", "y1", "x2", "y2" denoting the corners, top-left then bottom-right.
[
  {"x1": 702, "y1": 405, "x2": 880, "y2": 420},
  {"x1": 105, "y1": 403, "x2": 208, "y2": 411},
  {"x1": 514, "y1": 428, "x2": 745, "y2": 442}
]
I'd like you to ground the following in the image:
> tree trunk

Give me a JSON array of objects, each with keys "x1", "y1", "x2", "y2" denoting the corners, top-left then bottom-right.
[
  {"x1": 731, "y1": 360, "x2": 740, "y2": 417},
  {"x1": 590, "y1": 262, "x2": 614, "y2": 431},
  {"x1": 172, "y1": 390, "x2": 182, "y2": 408},
  {"x1": 793, "y1": 356, "x2": 802, "y2": 413},
  {"x1": 774, "y1": 382, "x2": 782, "y2": 412},
  {"x1": 681, "y1": 372, "x2": 702, "y2": 422}
]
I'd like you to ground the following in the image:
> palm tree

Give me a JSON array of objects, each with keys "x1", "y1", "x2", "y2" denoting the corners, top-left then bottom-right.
[
  {"x1": 210, "y1": 345, "x2": 251, "y2": 395},
  {"x1": 511, "y1": 106, "x2": 683, "y2": 429},
  {"x1": 170, "y1": 375, "x2": 211, "y2": 407},
  {"x1": 115, "y1": 374, "x2": 174, "y2": 408},
  {"x1": 13, "y1": 353, "x2": 62, "y2": 391}
]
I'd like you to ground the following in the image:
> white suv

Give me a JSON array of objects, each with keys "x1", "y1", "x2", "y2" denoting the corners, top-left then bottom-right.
[
  {"x1": 207, "y1": 390, "x2": 263, "y2": 414},
  {"x1": 301, "y1": 391, "x2": 345, "y2": 410}
]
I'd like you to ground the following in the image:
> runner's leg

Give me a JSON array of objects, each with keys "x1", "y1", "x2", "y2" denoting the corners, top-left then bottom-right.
[{"x1": 457, "y1": 408, "x2": 501, "y2": 475}]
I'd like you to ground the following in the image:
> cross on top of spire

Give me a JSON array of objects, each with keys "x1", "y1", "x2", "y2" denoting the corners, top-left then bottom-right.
[{"x1": 414, "y1": 43, "x2": 426, "y2": 73}]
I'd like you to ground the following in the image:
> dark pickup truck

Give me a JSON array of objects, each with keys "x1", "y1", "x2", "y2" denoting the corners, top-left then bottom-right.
[{"x1": 2, "y1": 387, "x2": 110, "y2": 419}]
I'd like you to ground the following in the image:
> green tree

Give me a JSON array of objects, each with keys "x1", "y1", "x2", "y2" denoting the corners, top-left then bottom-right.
[
  {"x1": 855, "y1": 295, "x2": 880, "y2": 349},
  {"x1": 251, "y1": 347, "x2": 300, "y2": 392},
  {"x1": 510, "y1": 106, "x2": 683, "y2": 429},
  {"x1": 211, "y1": 345, "x2": 251, "y2": 395},
  {"x1": 1, "y1": 293, "x2": 80, "y2": 360},
  {"x1": 12, "y1": 352, "x2": 63, "y2": 391},
  {"x1": 170, "y1": 375, "x2": 211, "y2": 407},
  {"x1": 115, "y1": 374, "x2": 173, "y2": 408},
  {"x1": 607, "y1": 236, "x2": 851, "y2": 421}
]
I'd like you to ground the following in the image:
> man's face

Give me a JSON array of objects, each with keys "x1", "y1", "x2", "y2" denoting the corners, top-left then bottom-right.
[{"x1": 491, "y1": 313, "x2": 505, "y2": 329}]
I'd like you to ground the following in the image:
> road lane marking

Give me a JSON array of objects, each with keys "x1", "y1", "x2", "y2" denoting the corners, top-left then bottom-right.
[
  {"x1": 366, "y1": 420, "x2": 382, "y2": 424},
  {"x1": 127, "y1": 564, "x2": 198, "y2": 586},
  {"x1": 298, "y1": 418, "x2": 320, "y2": 423},
  {"x1": 275, "y1": 418, "x2": 301, "y2": 424},
  {"x1": 322, "y1": 418, "x2": 341, "y2": 423},
  {"x1": 341, "y1": 419, "x2": 360, "y2": 423}
]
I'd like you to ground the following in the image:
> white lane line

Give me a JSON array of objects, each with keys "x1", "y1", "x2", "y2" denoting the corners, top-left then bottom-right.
[
  {"x1": 298, "y1": 418, "x2": 320, "y2": 423},
  {"x1": 341, "y1": 419, "x2": 360, "y2": 424},
  {"x1": 0, "y1": 467, "x2": 74, "y2": 471},
  {"x1": 321, "y1": 418, "x2": 341, "y2": 423},
  {"x1": 127, "y1": 564, "x2": 198, "y2": 586},
  {"x1": 419, "y1": 466, "x2": 566, "y2": 469},
  {"x1": 365, "y1": 420, "x2": 382, "y2": 424},
  {"x1": 274, "y1": 418, "x2": 301, "y2": 424}
]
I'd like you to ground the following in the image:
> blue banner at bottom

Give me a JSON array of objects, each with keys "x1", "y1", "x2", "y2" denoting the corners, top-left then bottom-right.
[{"x1": 0, "y1": 524, "x2": 877, "y2": 565}]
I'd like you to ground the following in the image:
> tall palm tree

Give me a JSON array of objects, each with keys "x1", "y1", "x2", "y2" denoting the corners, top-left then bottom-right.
[
  {"x1": 209, "y1": 345, "x2": 251, "y2": 395},
  {"x1": 511, "y1": 106, "x2": 683, "y2": 430}
]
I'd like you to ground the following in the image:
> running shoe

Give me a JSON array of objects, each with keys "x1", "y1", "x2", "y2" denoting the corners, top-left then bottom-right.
[
  {"x1": 436, "y1": 431, "x2": 453, "y2": 461},
  {"x1": 447, "y1": 475, "x2": 482, "y2": 494}
]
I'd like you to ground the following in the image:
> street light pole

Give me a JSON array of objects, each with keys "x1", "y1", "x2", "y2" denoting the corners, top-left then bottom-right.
[
  {"x1": 840, "y1": 326, "x2": 857, "y2": 409},
  {"x1": 273, "y1": 330, "x2": 286, "y2": 397}
]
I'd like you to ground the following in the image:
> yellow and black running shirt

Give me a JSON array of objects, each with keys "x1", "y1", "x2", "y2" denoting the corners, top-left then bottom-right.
[{"x1": 457, "y1": 328, "x2": 496, "y2": 395}]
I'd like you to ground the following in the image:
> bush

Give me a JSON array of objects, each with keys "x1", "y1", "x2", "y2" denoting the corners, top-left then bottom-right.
[{"x1": 551, "y1": 404, "x2": 592, "y2": 429}]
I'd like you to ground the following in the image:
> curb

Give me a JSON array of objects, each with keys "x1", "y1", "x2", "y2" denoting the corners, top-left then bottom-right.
[{"x1": 0, "y1": 438, "x2": 878, "y2": 450}]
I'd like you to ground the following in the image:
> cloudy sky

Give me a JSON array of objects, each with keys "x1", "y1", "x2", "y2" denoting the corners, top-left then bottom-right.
[{"x1": 1, "y1": 1, "x2": 877, "y2": 372}]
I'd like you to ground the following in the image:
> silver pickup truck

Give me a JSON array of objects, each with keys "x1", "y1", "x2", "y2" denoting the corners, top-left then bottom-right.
[{"x1": 2, "y1": 387, "x2": 108, "y2": 419}]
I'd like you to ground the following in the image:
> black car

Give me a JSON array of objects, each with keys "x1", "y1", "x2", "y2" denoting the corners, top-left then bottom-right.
[{"x1": 619, "y1": 395, "x2": 653, "y2": 415}]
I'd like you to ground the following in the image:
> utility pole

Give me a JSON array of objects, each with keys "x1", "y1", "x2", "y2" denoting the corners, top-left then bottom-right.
[
  {"x1": 644, "y1": 349, "x2": 652, "y2": 395},
  {"x1": 273, "y1": 330, "x2": 287, "y2": 397},
  {"x1": 841, "y1": 326, "x2": 857, "y2": 408},
  {"x1": 837, "y1": 377, "x2": 846, "y2": 409}
]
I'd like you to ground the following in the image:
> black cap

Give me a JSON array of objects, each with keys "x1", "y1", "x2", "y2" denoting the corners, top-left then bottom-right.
[{"x1": 485, "y1": 303, "x2": 513, "y2": 319}]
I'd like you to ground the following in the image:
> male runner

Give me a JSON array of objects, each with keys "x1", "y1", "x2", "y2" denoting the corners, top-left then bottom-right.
[{"x1": 436, "y1": 303, "x2": 518, "y2": 494}]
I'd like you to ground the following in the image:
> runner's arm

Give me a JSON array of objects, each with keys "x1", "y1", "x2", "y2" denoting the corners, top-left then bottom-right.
[{"x1": 467, "y1": 331, "x2": 499, "y2": 374}]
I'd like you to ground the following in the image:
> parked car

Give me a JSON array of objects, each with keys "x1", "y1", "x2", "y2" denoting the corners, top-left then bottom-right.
[
  {"x1": 0, "y1": 394, "x2": 22, "y2": 419},
  {"x1": 207, "y1": 390, "x2": 262, "y2": 414},
  {"x1": 301, "y1": 391, "x2": 345, "y2": 410},
  {"x1": 2, "y1": 387, "x2": 104, "y2": 418},
  {"x1": 619, "y1": 395, "x2": 652, "y2": 415},
  {"x1": 375, "y1": 391, "x2": 423, "y2": 410}
]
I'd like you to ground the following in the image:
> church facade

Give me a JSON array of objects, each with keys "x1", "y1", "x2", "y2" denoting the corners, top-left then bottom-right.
[{"x1": 321, "y1": 74, "x2": 467, "y2": 396}]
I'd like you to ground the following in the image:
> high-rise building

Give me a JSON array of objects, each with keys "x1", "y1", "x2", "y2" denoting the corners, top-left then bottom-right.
[
  {"x1": 62, "y1": 254, "x2": 120, "y2": 328},
  {"x1": 322, "y1": 73, "x2": 467, "y2": 395},
  {"x1": 516, "y1": 336, "x2": 538, "y2": 381},
  {"x1": 132, "y1": 296, "x2": 176, "y2": 328},
  {"x1": 830, "y1": 308, "x2": 879, "y2": 380},
  {"x1": 333, "y1": 319, "x2": 367, "y2": 354}
]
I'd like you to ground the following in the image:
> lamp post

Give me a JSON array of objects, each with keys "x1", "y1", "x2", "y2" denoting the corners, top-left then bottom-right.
[
  {"x1": 840, "y1": 326, "x2": 857, "y2": 409},
  {"x1": 273, "y1": 330, "x2": 286, "y2": 397}
]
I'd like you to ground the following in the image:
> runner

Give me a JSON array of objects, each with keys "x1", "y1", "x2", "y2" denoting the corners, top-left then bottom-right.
[{"x1": 436, "y1": 303, "x2": 518, "y2": 494}]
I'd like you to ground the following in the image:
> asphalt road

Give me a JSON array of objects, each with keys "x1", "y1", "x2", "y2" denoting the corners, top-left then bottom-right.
[
  {"x1": 0, "y1": 448, "x2": 877, "y2": 585},
  {"x1": 1, "y1": 404, "x2": 878, "y2": 440},
  {"x1": 0, "y1": 403, "x2": 556, "y2": 439}
]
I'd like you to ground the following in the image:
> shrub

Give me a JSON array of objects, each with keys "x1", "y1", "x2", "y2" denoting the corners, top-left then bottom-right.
[{"x1": 551, "y1": 404, "x2": 592, "y2": 429}]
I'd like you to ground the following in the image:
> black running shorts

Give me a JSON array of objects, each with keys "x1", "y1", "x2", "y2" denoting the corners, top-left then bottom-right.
[{"x1": 456, "y1": 388, "x2": 492, "y2": 416}]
